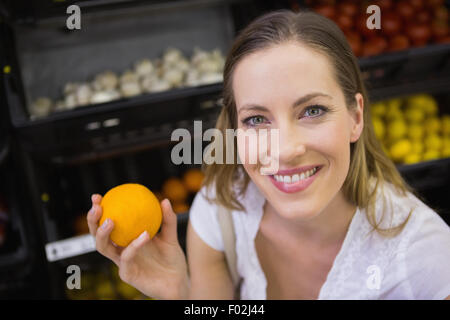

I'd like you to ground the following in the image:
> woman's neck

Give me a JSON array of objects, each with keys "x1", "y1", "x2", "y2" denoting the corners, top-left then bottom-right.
[{"x1": 263, "y1": 190, "x2": 357, "y2": 248}]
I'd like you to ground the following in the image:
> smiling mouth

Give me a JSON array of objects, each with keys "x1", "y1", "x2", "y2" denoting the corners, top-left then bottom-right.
[{"x1": 271, "y1": 166, "x2": 322, "y2": 184}]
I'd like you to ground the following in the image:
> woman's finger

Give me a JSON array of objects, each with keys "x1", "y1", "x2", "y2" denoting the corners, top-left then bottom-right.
[
  {"x1": 95, "y1": 218, "x2": 120, "y2": 265},
  {"x1": 87, "y1": 203, "x2": 102, "y2": 236},
  {"x1": 158, "y1": 199, "x2": 179, "y2": 244},
  {"x1": 120, "y1": 231, "x2": 150, "y2": 264},
  {"x1": 91, "y1": 194, "x2": 102, "y2": 204}
]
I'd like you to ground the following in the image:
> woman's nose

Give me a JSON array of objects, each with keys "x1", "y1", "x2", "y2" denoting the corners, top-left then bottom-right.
[{"x1": 276, "y1": 123, "x2": 306, "y2": 164}]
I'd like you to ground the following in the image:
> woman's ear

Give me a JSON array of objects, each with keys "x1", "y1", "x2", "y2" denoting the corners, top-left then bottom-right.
[{"x1": 350, "y1": 93, "x2": 364, "y2": 143}]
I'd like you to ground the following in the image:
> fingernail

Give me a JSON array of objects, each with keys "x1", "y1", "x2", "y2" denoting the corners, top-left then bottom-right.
[
  {"x1": 139, "y1": 231, "x2": 148, "y2": 240},
  {"x1": 101, "y1": 219, "x2": 110, "y2": 229}
]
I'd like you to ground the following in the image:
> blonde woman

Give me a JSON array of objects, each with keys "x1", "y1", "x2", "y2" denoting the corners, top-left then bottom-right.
[{"x1": 87, "y1": 10, "x2": 450, "y2": 300}]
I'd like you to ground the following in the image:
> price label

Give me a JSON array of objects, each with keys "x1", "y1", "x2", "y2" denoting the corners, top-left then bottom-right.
[{"x1": 45, "y1": 234, "x2": 96, "y2": 262}]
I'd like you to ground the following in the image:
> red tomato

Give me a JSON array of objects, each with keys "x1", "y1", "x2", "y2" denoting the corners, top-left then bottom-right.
[
  {"x1": 436, "y1": 35, "x2": 450, "y2": 44},
  {"x1": 396, "y1": 1, "x2": 415, "y2": 22},
  {"x1": 432, "y1": 20, "x2": 449, "y2": 41},
  {"x1": 407, "y1": 24, "x2": 432, "y2": 47},
  {"x1": 336, "y1": 14, "x2": 354, "y2": 32},
  {"x1": 387, "y1": 35, "x2": 410, "y2": 52},
  {"x1": 374, "y1": 0, "x2": 393, "y2": 11},
  {"x1": 409, "y1": 0, "x2": 424, "y2": 10},
  {"x1": 426, "y1": 0, "x2": 444, "y2": 8},
  {"x1": 381, "y1": 12, "x2": 402, "y2": 36},
  {"x1": 417, "y1": 10, "x2": 432, "y2": 24},
  {"x1": 434, "y1": 6, "x2": 449, "y2": 21},
  {"x1": 362, "y1": 36, "x2": 388, "y2": 57},
  {"x1": 338, "y1": 1, "x2": 359, "y2": 17},
  {"x1": 345, "y1": 31, "x2": 362, "y2": 56},
  {"x1": 313, "y1": 4, "x2": 336, "y2": 20}
]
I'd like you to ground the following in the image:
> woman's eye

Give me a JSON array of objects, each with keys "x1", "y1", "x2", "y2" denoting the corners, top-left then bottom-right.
[
  {"x1": 303, "y1": 105, "x2": 328, "y2": 118},
  {"x1": 242, "y1": 115, "x2": 267, "y2": 127}
]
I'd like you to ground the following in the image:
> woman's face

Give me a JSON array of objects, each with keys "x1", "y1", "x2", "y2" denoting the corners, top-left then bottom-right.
[{"x1": 233, "y1": 41, "x2": 364, "y2": 221}]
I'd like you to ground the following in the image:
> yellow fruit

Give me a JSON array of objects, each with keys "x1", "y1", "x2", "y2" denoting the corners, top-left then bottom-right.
[
  {"x1": 372, "y1": 118, "x2": 385, "y2": 140},
  {"x1": 442, "y1": 115, "x2": 450, "y2": 136},
  {"x1": 404, "y1": 153, "x2": 421, "y2": 164},
  {"x1": 389, "y1": 139, "x2": 412, "y2": 162},
  {"x1": 96, "y1": 281, "x2": 116, "y2": 300},
  {"x1": 99, "y1": 183, "x2": 163, "y2": 247},
  {"x1": 117, "y1": 281, "x2": 140, "y2": 300},
  {"x1": 387, "y1": 120, "x2": 407, "y2": 140},
  {"x1": 443, "y1": 137, "x2": 450, "y2": 149},
  {"x1": 442, "y1": 148, "x2": 450, "y2": 158},
  {"x1": 423, "y1": 150, "x2": 440, "y2": 161},
  {"x1": 407, "y1": 124, "x2": 424, "y2": 141},
  {"x1": 182, "y1": 168, "x2": 205, "y2": 193},
  {"x1": 385, "y1": 108, "x2": 404, "y2": 121},
  {"x1": 424, "y1": 118, "x2": 441, "y2": 134},
  {"x1": 162, "y1": 177, "x2": 188, "y2": 203},
  {"x1": 405, "y1": 108, "x2": 425, "y2": 123},
  {"x1": 371, "y1": 102, "x2": 387, "y2": 117},
  {"x1": 387, "y1": 98, "x2": 403, "y2": 110},
  {"x1": 424, "y1": 134, "x2": 443, "y2": 151},
  {"x1": 422, "y1": 98, "x2": 438, "y2": 116},
  {"x1": 411, "y1": 141, "x2": 424, "y2": 154},
  {"x1": 406, "y1": 94, "x2": 438, "y2": 116}
]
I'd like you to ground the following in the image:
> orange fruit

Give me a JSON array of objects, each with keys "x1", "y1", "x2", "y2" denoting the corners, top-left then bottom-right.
[
  {"x1": 74, "y1": 214, "x2": 90, "y2": 235},
  {"x1": 162, "y1": 177, "x2": 188, "y2": 202},
  {"x1": 182, "y1": 168, "x2": 205, "y2": 193},
  {"x1": 171, "y1": 202, "x2": 190, "y2": 214},
  {"x1": 99, "y1": 183, "x2": 162, "y2": 247}
]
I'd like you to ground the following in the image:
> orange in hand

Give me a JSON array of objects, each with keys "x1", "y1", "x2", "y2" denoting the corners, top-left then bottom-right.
[{"x1": 99, "y1": 183, "x2": 162, "y2": 247}]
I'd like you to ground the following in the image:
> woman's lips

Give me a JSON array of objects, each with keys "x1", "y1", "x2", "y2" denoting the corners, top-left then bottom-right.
[{"x1": 268, "y1": 165, "x2": 322, "y2": 194}]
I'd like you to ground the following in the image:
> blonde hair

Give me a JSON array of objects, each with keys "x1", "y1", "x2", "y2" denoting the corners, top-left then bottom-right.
[{"x1": 202, "y1": 9, "x2": 414, "y2": 236}]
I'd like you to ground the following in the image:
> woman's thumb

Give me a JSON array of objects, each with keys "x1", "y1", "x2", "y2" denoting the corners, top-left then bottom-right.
[{"x1": 159, "y1": 199, "x2": 178, "y2": 243}]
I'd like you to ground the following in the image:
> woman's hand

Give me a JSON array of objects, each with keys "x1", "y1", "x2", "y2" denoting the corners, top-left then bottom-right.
[{"x1": 86, "y1": 194, "x2": 189, "y2": 300}]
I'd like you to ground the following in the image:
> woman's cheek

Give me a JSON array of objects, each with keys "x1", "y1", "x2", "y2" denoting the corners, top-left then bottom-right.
[
  {"x1": 310, "y1": 121, "x2": 351, "y2": 168},
  {"x1": 237, "y1": 131, "x2": 259, "y2": 169}
]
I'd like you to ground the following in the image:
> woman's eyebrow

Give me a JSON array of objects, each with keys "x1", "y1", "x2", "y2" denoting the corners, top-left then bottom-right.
[{"x1": 238, "y1": 92, "x2": 332, "y2": 114}]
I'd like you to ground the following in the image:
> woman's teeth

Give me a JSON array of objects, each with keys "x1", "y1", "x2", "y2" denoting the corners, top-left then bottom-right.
[{"x1": 273, "y1": 167, "x2": 318, "y2": 183}]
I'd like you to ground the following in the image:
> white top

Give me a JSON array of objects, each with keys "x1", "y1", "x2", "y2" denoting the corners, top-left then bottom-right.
[{"x1": 189, "y1": 179, "x2": 450, "y2": 300}]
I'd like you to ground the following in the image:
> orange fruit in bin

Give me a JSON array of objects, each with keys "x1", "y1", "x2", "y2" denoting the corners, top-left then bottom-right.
[
  {"x1": 171, "y1": 202, "x2": 190, "y2": 214},
  {"x1": 99, "y1": 183, "x2": 162, "y2": 247},
  {"x1": 182, "y1": 168, "x2": 205, "y2": 193},
  {"x1": 162, "y1": 177, "x2": 188, "y2": 203},
  {"x1": 74, "y1": 214, "x2": 90, "y2": 235}
]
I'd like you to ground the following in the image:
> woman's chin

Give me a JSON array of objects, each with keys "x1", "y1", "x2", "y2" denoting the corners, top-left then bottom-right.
[{"x1": 269, "y1": 202, "x2": 320, "y2": 221}]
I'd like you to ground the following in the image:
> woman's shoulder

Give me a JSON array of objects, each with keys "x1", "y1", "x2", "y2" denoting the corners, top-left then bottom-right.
[
  {"x1": 338, "y1": 181, "x2": 450, "y2": 299},
  {"x1": 371, "y1": 180, "x2": 449, "y2": 236}
]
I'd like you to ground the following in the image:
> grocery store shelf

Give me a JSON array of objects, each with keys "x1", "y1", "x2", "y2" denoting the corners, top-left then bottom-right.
[
  {"x1": 45, "y1": 234, "x2": 96, "y2": 262},
  {"x1": 361, "y1": 43, "x2": 450, "y2": 101},
  {"x1": 368, "y1": 76, "x2": 450, "y2": 102},
  {"x1": 10, "y1": 83, "x2": 223, "y2": 129},
  {"x1": 398, "y1": 157, "x2": 450, "y2": 190}
]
